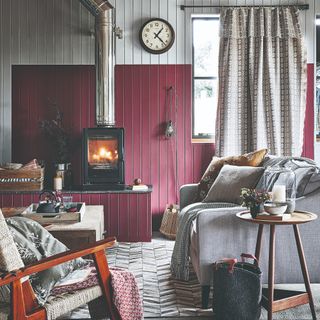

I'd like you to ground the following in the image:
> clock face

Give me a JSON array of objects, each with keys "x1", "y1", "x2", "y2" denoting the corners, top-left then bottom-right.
[{"x1": 139, "y1": 18, "x2": 175, "y2": 54}]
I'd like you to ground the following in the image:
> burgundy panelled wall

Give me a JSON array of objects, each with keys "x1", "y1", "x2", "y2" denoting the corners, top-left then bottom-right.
[
  {"x1": 12, "y1": 65, "x2": 96, "y2": 185},
  {"x1": 115, "y1": 65, "x2": 214, "y2": 227},
  {"x1": 12, "y1": 65, "x2": 214, "y2": 229},
  {"x1": 11, "y1": 63, "x2": 315, "y2": 229}
]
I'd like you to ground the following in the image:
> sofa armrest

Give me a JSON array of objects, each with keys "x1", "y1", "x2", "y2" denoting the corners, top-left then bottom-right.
[
  {"x1": 180, "y1": 184, "x2": 198, "y2": 209},
  {"x1": 295, "y1": 187, "x2": 320, "y2": 215},
  {"x1": 194, "y1": 207, "x2": 246, "y2": 284}
]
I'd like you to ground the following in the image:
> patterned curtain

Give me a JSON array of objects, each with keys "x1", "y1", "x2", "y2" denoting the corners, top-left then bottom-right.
[{"x1": 215, "y1": 7, "x2": 307, "y2": 157}]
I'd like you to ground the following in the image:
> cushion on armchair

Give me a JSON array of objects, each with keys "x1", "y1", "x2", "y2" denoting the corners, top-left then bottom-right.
[
  {"x1": 0, "y1": 209, "x2": 25, "y2": 304},
  {"x1": 196, "y1": 149, "x2": 267, "y2": 201},
  {"x1": 203, "y1": 165, "x2": 265, "y2": 204},
  {"x1": 0, "y1": 217, "x2": 88, "y2": 305}
]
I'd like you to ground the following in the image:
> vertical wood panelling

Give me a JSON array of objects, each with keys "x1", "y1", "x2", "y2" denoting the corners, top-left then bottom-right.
[
  {"x1": 124, "y1": 0, "x2": 133, "y2": 65},
  {"x1": 115, "y1": 64, "x2": 214, "y2": 229},
  {"x1": 118, "y1": 194, "x2": 129, "y2": 240},
  {"x1": 141, "y1": 0, "x2": 151, "y2": 64},
  {"x1": 132, "y1": 0, "x2": 142, "y2": 65},
  {"x1": 109, "y1": 194, "x2": 119, "y2": 236},
  {"x1": 0, "y1": 0, "x2": 95, "y2": 163},
  {"x1": 1, "y1": 0, "x2": 12, "y2": 165},
  {"x1": 129, "y1": 194, "x2": 139, "y2": 240},
  {"x1": 0, "y1": 0, "x2": 317, "y2": 162},
  {"x1": 12, "y1": 65, "x2": 95, "y2": 186},
  {"x1": 158, "y1": 66, "x2": 168, "y2": 217}
]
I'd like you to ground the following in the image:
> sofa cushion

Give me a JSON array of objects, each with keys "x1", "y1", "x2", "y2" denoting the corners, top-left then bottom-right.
[
  {"x1": 196, "y1": 149, "x2": 267, "y2": 201},
  {"x1": 203, "y1": 165, "x2": 265, "y2": 204}
]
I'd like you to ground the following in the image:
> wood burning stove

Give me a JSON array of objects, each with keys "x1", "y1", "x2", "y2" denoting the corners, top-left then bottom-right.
[{"x1": 83, "y1": 128, "x2": 125, "y2": 190}]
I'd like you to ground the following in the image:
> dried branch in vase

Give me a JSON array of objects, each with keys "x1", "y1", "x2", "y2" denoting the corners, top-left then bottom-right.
[{"x1": 39, "y1": 100, "x2": 72, "y2": 163}]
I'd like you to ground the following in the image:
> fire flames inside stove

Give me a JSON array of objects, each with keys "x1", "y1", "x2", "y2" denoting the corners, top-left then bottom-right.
[
  {"x1": 88, "y1": 138, "x2": 119, "y2": 170},
  {"x1": 83, "y1": 127, "x2": 124, "y2": 189}
]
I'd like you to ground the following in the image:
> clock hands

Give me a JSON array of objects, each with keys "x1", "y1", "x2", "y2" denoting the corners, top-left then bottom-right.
[
  {"x1": 153, "y1": 28, "x2": 166, "y2": 46},
  {"x1": 154, "y1": 27, "x2": 163, "y2": 39},
  {"x1": 155, "y1": 35, "x2": 166, "y2": 45}
]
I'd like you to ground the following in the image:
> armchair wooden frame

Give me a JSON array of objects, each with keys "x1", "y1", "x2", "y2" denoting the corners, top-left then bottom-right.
[{"x1": 0, "y1": 237, "x2": 120, "y2": 320}]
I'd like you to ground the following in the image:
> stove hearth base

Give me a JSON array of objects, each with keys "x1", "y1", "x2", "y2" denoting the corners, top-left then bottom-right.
[{"x1": 82, "y1": 183, "x2": 126, "y2": 191}]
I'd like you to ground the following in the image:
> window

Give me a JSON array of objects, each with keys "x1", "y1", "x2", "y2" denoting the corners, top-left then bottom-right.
[{"x1": 192, "y1": 16, "x2": 220, "y2": 141}]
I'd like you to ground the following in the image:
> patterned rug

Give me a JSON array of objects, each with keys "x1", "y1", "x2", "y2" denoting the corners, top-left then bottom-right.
[{"x1": 66, "y1": 236, "x2": 320, "y2": 319}]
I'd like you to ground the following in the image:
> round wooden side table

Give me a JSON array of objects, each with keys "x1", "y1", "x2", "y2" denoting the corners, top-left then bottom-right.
[{"x1": 236, "y1": 210, "x2": 318, "y2": 320}]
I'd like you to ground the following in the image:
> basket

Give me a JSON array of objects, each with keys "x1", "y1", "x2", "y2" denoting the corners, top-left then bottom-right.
[
  {"x1": 159, "y1": 204, "x2": 179, "y2": 240},
  {"x1": 0, "y1": 167, "x2": 44, "y2": 191},
  {"x1": 213, "y1": 254, "x2": 262, "y2": 320}
]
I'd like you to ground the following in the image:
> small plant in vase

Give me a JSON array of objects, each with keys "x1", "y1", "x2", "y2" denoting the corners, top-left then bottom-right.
[{"x1": 240, "y1": 188, "x2": 271, "y2": 218}]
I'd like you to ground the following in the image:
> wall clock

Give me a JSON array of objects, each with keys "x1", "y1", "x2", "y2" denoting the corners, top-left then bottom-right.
[{"x1": 139, "y1": 18, "x2": 175, "y2": 54}]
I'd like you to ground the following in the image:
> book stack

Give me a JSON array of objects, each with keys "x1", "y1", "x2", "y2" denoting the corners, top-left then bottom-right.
[
  {"x1": 255, "y1": 213, "x2": 291, "y2": 221},
  {"x1": 131, "y1": 184, "x2": 149, "y2": 191}
]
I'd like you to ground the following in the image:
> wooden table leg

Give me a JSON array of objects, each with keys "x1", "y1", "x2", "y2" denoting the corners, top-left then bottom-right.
[
  {"x1": 293, "y1": 225, "x2": 317, "y2": 320},
  {"x1": 268, "y1": 225, "x2": 276, "y2": 320},
  {"x1": 255, "y1": 224, "x2": 264, "y2": 265}
]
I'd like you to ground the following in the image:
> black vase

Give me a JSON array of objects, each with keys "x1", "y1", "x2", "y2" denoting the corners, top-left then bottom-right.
[{"x1": 250, "y1": 204, "x2": 263, "y2": 219}]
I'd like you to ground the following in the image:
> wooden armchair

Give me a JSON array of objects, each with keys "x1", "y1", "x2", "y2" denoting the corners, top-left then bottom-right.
[{"x1": 0, "y1": 209, "x2": 120, "y2": 320}]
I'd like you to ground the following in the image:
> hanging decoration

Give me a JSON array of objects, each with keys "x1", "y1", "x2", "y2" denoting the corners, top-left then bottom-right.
[{"x1": 165, "y1": 86, "x2": 176, "y2": 138}]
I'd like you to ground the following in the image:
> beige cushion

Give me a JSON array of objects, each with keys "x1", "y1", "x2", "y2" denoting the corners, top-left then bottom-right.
[
  {"x1": 196, "y1": 148, "x2": 267, "y2": 201},
  {"x1": 203, "y1": 165, "x2": 265, "y2": 204}
]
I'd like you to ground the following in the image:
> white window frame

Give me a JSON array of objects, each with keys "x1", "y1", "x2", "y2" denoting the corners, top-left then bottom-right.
[{"x1": 191, "y1": 14, "x2": 220, "y2": 143}]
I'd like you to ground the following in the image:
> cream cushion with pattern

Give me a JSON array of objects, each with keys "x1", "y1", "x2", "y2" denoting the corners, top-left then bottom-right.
[{"x1": 0, "y1": 208, "x2": 24, "y2": 272}]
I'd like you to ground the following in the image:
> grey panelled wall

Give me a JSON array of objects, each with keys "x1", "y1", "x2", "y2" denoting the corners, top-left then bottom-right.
[
  {"x1": 114, "y1": 0, "x2": 316, "y2": 64},
  {"x1": 0, "y1": 0, "x2": 317, "y2": 163}
]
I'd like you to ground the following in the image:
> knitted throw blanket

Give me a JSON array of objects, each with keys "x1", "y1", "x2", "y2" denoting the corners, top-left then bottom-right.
[
  {"x1": 51, "y1": 265, "x2": 143, "y2": 320},
  {"x1": 170, "y1": 202, "x2": 238, "y2": 281}
]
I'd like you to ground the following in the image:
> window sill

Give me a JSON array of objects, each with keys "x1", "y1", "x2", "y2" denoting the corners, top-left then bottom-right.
[{"x1": 192, "y1": 138, "x2": 214, "y2": 144}]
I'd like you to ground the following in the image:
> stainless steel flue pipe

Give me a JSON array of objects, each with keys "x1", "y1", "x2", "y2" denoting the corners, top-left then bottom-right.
[{"x1": 80, "y1": 0, "x2": 121, "y2": 127}]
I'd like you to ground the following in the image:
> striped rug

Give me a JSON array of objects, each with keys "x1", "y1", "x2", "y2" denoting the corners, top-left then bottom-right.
[{"x1": 66, "y1": 236, "x2": 320, "y2": 319}]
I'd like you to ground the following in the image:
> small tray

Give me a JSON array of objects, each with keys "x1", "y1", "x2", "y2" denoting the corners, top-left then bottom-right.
[{"x1": 21, "y1": 202, "x2": 85, "y2": 224}]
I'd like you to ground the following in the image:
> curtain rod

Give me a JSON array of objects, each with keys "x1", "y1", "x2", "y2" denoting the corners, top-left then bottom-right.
[{"x1": 180, "y1": 4, "x2": 309, "y2": 11}]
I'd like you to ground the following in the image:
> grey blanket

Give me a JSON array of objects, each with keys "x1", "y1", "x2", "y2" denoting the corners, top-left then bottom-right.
[
  {"x1": 170, "y1": 202, "x2": 238, "y2": 281},
  {"x1": 257, "y1": 156, "x2": 320, "y2": 197}
]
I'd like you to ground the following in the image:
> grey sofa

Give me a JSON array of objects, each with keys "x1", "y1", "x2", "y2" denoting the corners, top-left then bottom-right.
[{"x1": 179, "y1": 157, "x2": 320, "y2": 307}]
